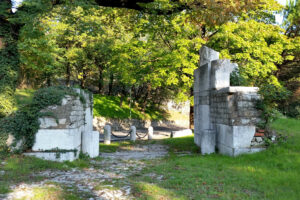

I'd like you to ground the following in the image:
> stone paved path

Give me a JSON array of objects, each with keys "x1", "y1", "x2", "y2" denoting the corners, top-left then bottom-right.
[{"x1": 2, "y1": 144, "x2": 169, "y2": 200}]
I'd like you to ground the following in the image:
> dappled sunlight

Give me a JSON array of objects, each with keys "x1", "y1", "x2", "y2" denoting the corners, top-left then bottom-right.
[
  {"x1": 5, "y1": 183, "x2": 64, "y2": 200},
  {"x1": 231, "y1": 165, "x2": 268, "y2": 174},
  {"x1": 134, "y1": 181, "x2": 185, "y2": 200}
]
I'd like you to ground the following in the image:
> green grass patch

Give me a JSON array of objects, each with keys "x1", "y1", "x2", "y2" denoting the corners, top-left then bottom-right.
[
  {"x1": 131, "y1": 118, "x2": 300, "y2": 199},
  {"x1": 161, "y1": 135, "x2": 199, "y2": 153},
  {"x1": 93, "y1": 95, "x2": 167, "y2": 120},
  {"x1": 100, "y1": 141, "x2": 138, "y2": 153},
  {"x1": 270, "y1": 117, "x2": 300, "y2": 135}
]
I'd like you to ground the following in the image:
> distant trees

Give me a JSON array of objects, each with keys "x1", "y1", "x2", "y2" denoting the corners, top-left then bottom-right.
[{"x1": 0, "y1": 0, "x2": 299, "y2": 116}]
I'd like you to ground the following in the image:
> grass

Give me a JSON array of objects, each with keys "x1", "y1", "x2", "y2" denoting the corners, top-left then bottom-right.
[
  {"x1": 0, "y1": 155, "x2": 91, "y2": 195},
  {"x1": 11, "y1": 184, "x2": 81, "y2": 200},
  {"x1": 93, "y1": 94, "x2": 167, "y2": 120},
  {"x1": 130, "y1": 118, "x2": 300, "y2": 200}
]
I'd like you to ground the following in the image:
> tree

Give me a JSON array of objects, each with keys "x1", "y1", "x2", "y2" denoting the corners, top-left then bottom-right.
[{"x1": 0, "y1": 0, "x2": 284, "y2": 117}]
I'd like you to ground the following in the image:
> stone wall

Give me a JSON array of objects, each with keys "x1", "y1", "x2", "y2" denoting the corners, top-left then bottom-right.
[
  {"x1": 194, "y1": 46, "x2": 263, "y2": 156},
  {"x1": 25, "y1": 89, "x2": 99, "y2": 162}
]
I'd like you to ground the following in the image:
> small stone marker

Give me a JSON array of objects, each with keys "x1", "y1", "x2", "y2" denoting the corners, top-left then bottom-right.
[
  {"x1": 148, "y1": 126, "x2": 153, "y2": 140},
  {"x1": 171, "y1": 129, "x2": 193, "y2": 138},
  {"x1": 130, "y1": 126, "x2": 136, "y2": 141},
  {"x1": 104, "y1": 125, "x2": 111, "y2": 145}
]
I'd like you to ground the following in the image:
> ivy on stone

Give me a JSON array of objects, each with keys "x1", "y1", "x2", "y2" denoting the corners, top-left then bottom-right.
[{"x1": 0, "y1": 86, "x2": 86, "y2": 151}]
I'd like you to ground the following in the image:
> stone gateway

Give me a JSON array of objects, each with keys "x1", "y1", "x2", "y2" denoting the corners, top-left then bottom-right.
[{"x1": 194, "y1": 46, "x2": 263, "y2": 156}]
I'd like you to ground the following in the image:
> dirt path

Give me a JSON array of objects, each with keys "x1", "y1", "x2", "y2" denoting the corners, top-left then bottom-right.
[{"x1": 3, "y1": 144, "x2": 169, "y2": 200}]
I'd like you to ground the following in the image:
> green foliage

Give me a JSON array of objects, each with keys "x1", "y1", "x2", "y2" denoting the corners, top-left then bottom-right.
[
  {"x1": 207, "y1": 19, "x2": 299, "y2": 121},
  {"x1": 0, "y1": 86, "x2": 84, "y2": 151},
  {"x1": 0, "y1": 16, "x2": 19, "y2": 118},
  {"x1": 257, "y1": 84, "x2": 292, "y2": 126},
  {"x1": 208, "y1": 20, "x2": 290, "y2": 86}
]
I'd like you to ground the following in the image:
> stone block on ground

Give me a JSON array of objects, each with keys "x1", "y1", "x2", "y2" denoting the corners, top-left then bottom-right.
[{"x1": 170, "y1": 129, "x2": 193, "y2": 138}]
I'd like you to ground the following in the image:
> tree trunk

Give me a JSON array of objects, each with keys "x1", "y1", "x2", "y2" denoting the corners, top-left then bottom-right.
[
  {"x1": 66, "y1": 63, "x2": 71, "y2": 86},
  {"x1": 189, "y1": 86, "x2": 194, "y2": 129},
  {"x1": 98, "y1": 65, "x2": 103, "y2": 94},
  {"x1": 108, "y1": 73, "x2": 114, "y2": 95},
  {"x1": 81, "y1": 70, "x2": 87, "y2": 88}
]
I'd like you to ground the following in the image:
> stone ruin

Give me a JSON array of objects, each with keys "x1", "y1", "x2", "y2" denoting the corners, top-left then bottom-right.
[
  {"x1": 194, "y1": 46, "x2": 264, "y2": 156},
  {"x1": 23, "y1": 89, "x2": 99, "y2": 162}
]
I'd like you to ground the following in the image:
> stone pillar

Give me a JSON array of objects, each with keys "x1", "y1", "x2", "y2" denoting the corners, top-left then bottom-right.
[
  {"x1": 81, "y1": 90, "x2": 99, "y2": 158},
  {"x1": 104, "y1": 125, "x2": 111, "y2": 145},
  {"x1": 130, "y1": 126, "x2": 136, "y2": 141},
  {"x1": 148, "y1": 126, "x2": 153, "y2": 140},
  {"x1": 82, "y1": 131, "x2": 99, "y2": 158},
  {"x1": 194, "y1": 46, "x2": 219, "y2": 153}
]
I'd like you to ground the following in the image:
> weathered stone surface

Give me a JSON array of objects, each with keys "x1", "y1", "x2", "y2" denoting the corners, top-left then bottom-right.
[
  {"x1": 199, "y1": 46, "x2": 219, "y2": 66},
  {"x1": 200, "y1": 130, "x2": 216, "y2": 155},
  {"x1": 32, "y1": 129, "x2": 81, "y2": 151},
  {"x1": 211, "y1": 60, "x2": 237, "y2": 89},
  {"x1": 39, "y1": 117, "x2": 58, "y2": 129},
  {"x1": 82, "y1": 131, "x2": 99, "y2": 158}
]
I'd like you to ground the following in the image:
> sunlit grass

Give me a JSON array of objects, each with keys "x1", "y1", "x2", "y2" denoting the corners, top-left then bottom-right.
[
  {"x1": 131, "y1": 118, "x2": 300, "y2": 199},
  {"x1": 93, "y1": 94, "x2": 167, "y2": 120},
  {"x1": 133, "y1": 182, "x2": 185, "y2": 200},
  {"x1": 9, "y1": 184, "x2": 81, "y2": 200}
]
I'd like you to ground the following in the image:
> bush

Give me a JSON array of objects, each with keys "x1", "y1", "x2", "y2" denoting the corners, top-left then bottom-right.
[{"x1": 257, "y1": 84, "x2": 291, "y2": 127}]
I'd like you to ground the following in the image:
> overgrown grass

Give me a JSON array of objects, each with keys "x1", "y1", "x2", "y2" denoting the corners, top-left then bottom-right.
[
  {"x1": 131, "y1": 118, "x2": 300, "y2": 199},
  {"x1": 93, "y1": 95, "x2": 167, "y2": 120}
]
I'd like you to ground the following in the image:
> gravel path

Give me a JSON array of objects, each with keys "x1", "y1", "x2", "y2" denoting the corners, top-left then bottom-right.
[{"x1": 2, "y1": 144, "x2": 168, "y2": 200}]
